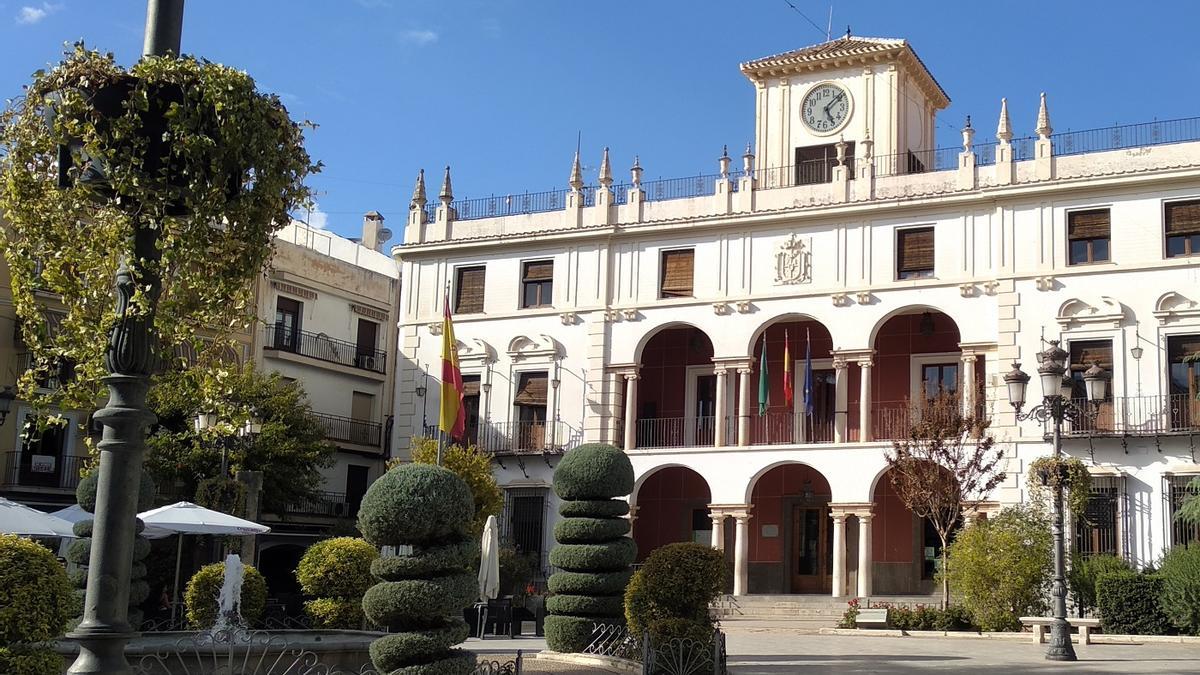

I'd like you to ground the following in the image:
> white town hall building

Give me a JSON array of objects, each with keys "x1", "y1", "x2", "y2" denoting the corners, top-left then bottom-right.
[{"x1": 392, "y1": 36, "x2": 1200, "y2": 598}]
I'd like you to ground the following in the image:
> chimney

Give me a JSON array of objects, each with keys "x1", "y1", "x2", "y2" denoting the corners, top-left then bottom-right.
[{"x1": 362, "y1": 211, "x2": 384, "y2": 251}]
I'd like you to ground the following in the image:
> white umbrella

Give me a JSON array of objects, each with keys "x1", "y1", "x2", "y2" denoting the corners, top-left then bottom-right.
[
  {"x1": 478, "y1": 514, "x2": 500, "y2": 602},
  {"x1": 0, "y1": 496, "x2": 74, "y2": 537},
  {"x1": 50, "y1": 503, "x2": 174, "y2": 540},
  {"x1": 139, "y1": 501, "x2": 270, "y2": 621}
]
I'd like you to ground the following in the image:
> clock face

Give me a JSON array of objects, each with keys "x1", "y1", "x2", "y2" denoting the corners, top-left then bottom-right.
[{"x1": 801, "y1": 83, "x2": 850, "y2": 133}]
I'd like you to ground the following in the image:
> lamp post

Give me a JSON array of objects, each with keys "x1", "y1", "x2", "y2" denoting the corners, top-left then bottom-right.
[
  {"x1": 195, "y1": 413, "x2": 261, "y2": 477},
  {"x1": 1004, "y1": 340, "x2": 1108, "y2": 662},
  {"x1": 67, "y1": 3, "x2": 184, "y2": 673}
]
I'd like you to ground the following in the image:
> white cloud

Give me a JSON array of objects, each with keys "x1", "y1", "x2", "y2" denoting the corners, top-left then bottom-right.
[
  {"x1": 399, "y1": 28, "x2": 438, "y2": 46},
  {"x1": 293, "y1": 201, "x2": 328, "y2": 230},
  {"x1": 15, "y1": 2, "x2": 60, "y2": 25}
]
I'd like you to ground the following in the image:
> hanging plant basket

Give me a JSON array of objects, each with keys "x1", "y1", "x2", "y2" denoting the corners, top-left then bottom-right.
[{"x1": 1026, "y1": 455, "x2": 1091, "y2": 517}]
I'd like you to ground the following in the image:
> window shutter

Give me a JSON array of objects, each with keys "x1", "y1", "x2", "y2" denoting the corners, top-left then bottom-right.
[
  {"x1": 513, "y1": 373, "x2": 548, "y2": 406},
  {"x1": 1068, "y1": 209, "x2": 1111, "y2": 240},
  {"x1": 462, "y1": 376, "x2": 481, "y2": 397},
  {"x1": 897, "y1": 227, "x2": 935, "y2": 273},
  {"x1": 660, "y1": 249, "x2": 695, "y2": 297},
  {"x1": 523, "y1": 260, "x2": 553, "y2": 282},
  {"x1": 1166, "y1": 200, "x2": 1200, "y2": 235},
  {"x1": 455, "y1": 266, "x2": 486, "y2": 314}
]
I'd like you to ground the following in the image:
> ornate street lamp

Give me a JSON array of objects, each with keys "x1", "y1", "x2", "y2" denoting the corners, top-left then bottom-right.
[
  {"x1": 1004, "y1": 340, "x2": 1107, "y2": 662},
  {"x1": 0, "y1": 386, "x2": 15, "y2": 426}
]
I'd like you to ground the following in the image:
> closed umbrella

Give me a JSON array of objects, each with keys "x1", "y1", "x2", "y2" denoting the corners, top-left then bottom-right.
[
  {"x1": 478, "y1": 514, "x2": 500, "y2": 602},
  {"x1": 0, "y1": 496, "x2": 74, "y2": 537}
]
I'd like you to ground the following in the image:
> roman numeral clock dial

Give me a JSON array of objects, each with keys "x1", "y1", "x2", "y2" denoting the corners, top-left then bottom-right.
[{"x1": 801, "y1": 83, "x2": 850, "y2": 134}]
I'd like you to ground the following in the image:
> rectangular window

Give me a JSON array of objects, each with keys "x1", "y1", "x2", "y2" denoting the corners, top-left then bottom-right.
[
  {"x1": 1167, "y1": 335, "x2": 1200, "y2": 432},
  {"x1": 921, "y1": 363, "x2": 960, "y2": 400},
  {"x1": 454, "y1": 265, "x2": 486, "y2": 314},
  {"x1": 351, "y1": 391, "x2": 375, "y2": 421},
  {"x1": 1168, "y1": 475, "x2": 1200, "y2": 548},
  {"x1": 1068, "y1": 339, "x2": 1114, "y2": 433},
  {"x1": 355, "y1": 318, "x2": 379, "y2": 370},
  {"x1": 660, "y1": 249, "x2": 695, "y2": 298},
  {"x1": 896, "y1": 227, "x2": 935, "y2": 280},
  {"x1": 794, "y1": 142, "x2": 855, "y2": 186},
  {"x1": 1166, "y1": 199, "x2": 1200, "y2": 258},
  {"x1": 1073, "y1": 476, "x2": 1120, "y2": 558},
  {"x1": 462, "y1": 375, "x2": 481, "y2": 446},
  {"x1": 274, "y1": 297, "x2": 302, "y2": 350},
  {"x1": 1067, "y1": 208, "x2": 1111, "y2": 265},
  {"x1": 521, "y1": 260, "x2": 554, "y2": 309},
  {"x1": 504, "y1": 487, "x2": 547, "y2": 558},
  {"x1": 513, "y1": 371, "x2": 548, "y2": 450},
  {"x1": 18, "y1": 414, "x2": 67, "y2": 489}
]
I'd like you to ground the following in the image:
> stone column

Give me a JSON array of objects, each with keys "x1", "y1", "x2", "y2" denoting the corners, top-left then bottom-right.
[
  {"x1": 737, "y1": 367, "x2": 753, "y2": 447},
  {"x1": 831, "y1": 512, "x2": 847, "y2": 597},
  {"x1": 960, "y1": 351, "x2": 977, "y2": 417},
  {"x1": 714, "y1": 367, "x2": 728, "y2": 447},
  {"x1": 857, "y1": 511, "x2": 873, "y2": 597},
  {"x1": 627, "y1": 505, "x2": 638, "y2": 539},
  {"x1": 733, "y1": 509, "x2": 752, "y2": 595},
  {"x1": 858, "y1": 357, "x2": 873, "y2": 442},
  {"x1": 833, "y1": 357, "x2": 849, "y2": 443},
  {"x1": 710, "y1": 509, "x2": 726, "y2": 550},
  {"x1": 623, "y1": 373, "x2": 638, "y2": 451}
]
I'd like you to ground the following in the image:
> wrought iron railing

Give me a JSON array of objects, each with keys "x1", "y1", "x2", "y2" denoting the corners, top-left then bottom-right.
[
  {"x1": 1056, "y1": 394, "x2": 1200, "y2": 437},
  {"x1": 1053, "y1": 116, "x2": 1200, "y2": 157},
  {"x1": 283, "y1": 490, "x2": 353, "y2": 518},
  {"x1": 746, "y1": 411, "x2": 835, "y2": 445},
  {"x1": 311, "y1": 411, "x2": 383, "y2": 448},
  {"x1": 262, "y1": 323, "x2": 386, "y2": 374},
  {"x1": 635, "y1": 416, "x2": 717, "y2": 449},
  {"x1": 871, "y1": 399, "x2": 989, "y2": 441},
  {"x1": 874, "y1": 146, "x2": 960, "y2": 177},
  {"x1": 0, "y1": 451, "x2": 88, "y2": 490},
  {"x1": 422, "y1": 420, "x2": 582, "y2": 455}
]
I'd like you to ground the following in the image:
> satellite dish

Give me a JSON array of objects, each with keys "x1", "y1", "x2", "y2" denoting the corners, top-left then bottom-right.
[{"x1": 378, "y1": 227, "x2": 393, "y2": 244}]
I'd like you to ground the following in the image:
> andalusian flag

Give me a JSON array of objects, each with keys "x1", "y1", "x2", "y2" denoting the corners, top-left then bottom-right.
[
  {"x1": 758, "y1": 336, "x2": 769, "y2": 415},
  {"x1": 783, "y1": 329, "x2": 794, "y2": 407},
  {"x1": 439, "y1": 291, "x2": 465, "y2": 440}
]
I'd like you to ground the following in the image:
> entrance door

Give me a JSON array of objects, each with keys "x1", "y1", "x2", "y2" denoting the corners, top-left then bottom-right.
[
  {"x1": 790, "y1": 505, "x2": 832, "y2": 593},
  {"x1": 693, "y1": 374, "x2": 717, "y2": 445}
]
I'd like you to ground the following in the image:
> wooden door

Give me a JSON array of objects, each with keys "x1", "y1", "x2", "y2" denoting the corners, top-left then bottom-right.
[{"x1": 790, "y1": 505, "x2": 831, "y2": 594}]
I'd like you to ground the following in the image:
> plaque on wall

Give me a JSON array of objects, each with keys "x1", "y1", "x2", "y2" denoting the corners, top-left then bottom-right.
[{"x1": 761, "y1": 524, "x2": 779, "y2": 538}]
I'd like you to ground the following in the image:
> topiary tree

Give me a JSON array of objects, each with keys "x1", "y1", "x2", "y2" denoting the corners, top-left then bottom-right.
[
  {"x1": 545, "y1": 443, "x2": 635, "y2": 653},
  {"x1": 391, "y1": 437, "x2": 504, "y2": 538},
  {"x1": 1158, "y1": 545, "x2": 1200, "y2": 635},
  {"x1": 1096, "y1": 572, "x2": 1172, "y2": 635},
  {"x1": 0, "y1": 534, "x2": 73, "y2": 675},
  {"x1": 624, "y1": 542, "x2": 724, "y2": 641},
  {"x1": 297, "y1": 537, "x2": 378, "y2": 629},
  {"x1": 1068, "y1": 553, "x2": 1133, "y2": 617},
  {"x1": 358, "y1": 463, "x2": 478, "y2": 675},
  {"x1": 184, "y1": 561, "x2": 268, "y2": 629}
]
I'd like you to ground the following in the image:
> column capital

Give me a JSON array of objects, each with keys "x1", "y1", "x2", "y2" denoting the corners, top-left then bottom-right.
[
  {"x1": 623, "y1": 372, "x2": 640, "y2": 381},
  {"x1": 832, "y1": 356, "x2": 849, "y2": 370},
  {"x1": 714, "y1": 356, "x2": 754, "y2": 371},
  {"x1": 829, "y1": 502, "x2": 873, "y2": 516},
  {"x1": 724, "y1": 504, "x2": 753, "y2": 521},
  {"x1": 736, "y1": 366, "x2": 753, "y2": 375},
  {"x1": 829, "y1": 511, "x2": 848, "y2": 523}
]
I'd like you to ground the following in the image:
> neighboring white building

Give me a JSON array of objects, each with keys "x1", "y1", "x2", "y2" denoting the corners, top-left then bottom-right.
[{"x1": 393, "y1": 36, "x2": 1200, "y2": 597}]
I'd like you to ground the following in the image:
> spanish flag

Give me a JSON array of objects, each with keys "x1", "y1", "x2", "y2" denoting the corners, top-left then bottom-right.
[
  {"x1": 783, "y1": 329, "x2": 793, "y2": 407},
  {"x1": 439, "y1": 291, "x2": 465, "y2": 440}
]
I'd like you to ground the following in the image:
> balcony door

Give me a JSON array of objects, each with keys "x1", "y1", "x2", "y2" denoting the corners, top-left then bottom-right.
[
  {"x1": 793, "y1": 359, "x2": 836, "y2": 443},
  {"x1": 513, "y1": 372, "x2": 548, "y2": 451},
  {"x1": 275, "y1": 297, "x2": 302, "y2": 350},
  {"x1": 346, "y1": 465, "x2": 369, "y2": 518},
  {"x1": 355, "y1": 319, "x2": 379, "y2": 370},
  {"x1": 685, "y1": 366, "x2": 722, "y2": 446},
  {"x1": 1168, "y1": 335, "x2": 1200, "y2": 431},
  {"x1": 18, "y1": 414, "x2": 66, "y2": 488}
]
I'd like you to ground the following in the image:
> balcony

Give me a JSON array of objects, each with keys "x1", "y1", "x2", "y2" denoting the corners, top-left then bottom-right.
[
  {"x1": 262, "y1": 324, "x2": 386, "y2": 374},
  {"x1": 283, "y1": 490, "x2": 355, "y2": 518},
  {"x1": 0, "y1": 452, "x2": 88, "y2": 492},
  {"x1": 1057, "y1": 394, "x2": 1200, "y2": 438},
  {"x1": 312, "y1": 412, "x2": 382, "y2": 448},
  {"x1": 423, "y1": 420, "x2": 582, "y2": 457}
]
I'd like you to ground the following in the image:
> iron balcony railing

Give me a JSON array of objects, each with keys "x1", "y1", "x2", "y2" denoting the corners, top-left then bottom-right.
[
  {"x1": 1052, "y1": 116, "x2": 1200, "y2": 157},
  {"x1": 0, "y1": 451, "x2": 88, "y2": 491},
  {"x1": 1055, "y1": 394, "x2": 1200, "y2": 437},
  {"x1": 422, "y1": 419, "x2": 582, "y2": 456},
  {"x1": 262, "y1": 323, "x2": 386, "y2": 374},
  {"x1": 872, "y1": 399, "x2": 991, "y2": 441},
  {"x1": 283, "y1": 490, "x2": 354, "y2": 518},
  {"x1": 746, "y1": 411, "x2": 836, "y2": 446},
  {"x1": 311, "y1": 412, "x2": 383, "y2": 448}
]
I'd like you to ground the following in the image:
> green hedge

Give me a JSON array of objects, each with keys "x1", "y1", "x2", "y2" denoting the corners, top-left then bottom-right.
[
  {"x1": 1096, "y1": 573, "x2": 1172, "y2": 636},
  {"x1": 1158, "y1": 545, "x2": 1200, "y2": 635},
  {"x1": 553, "y1": 444, "x2": 634, "y2": 501},
  {"x1": 625, "y1": 543, "x2": 724, "y2": 635},
  {"x1": 362, "y1": 574, "x2": 476, "y2": 629},
  {"x1": 358, "y1": 464, "x2": 474, "y2": 547},
  {"x1": 546, "y1": 594, "x2": 625, "y2": 618},
  {"x1": 549, "y1": 539, "x2": 637, "y2": 572},
  {"x1": 1068, "y1": 554, "x2": 1132, "y2": 616},
  {"x1": 184, "y1": 562, "x2": 267, "y2": 629},
  {"x1": 0, "y1": 646, "x2": 63, "y2": 675},
  {"x1": 544, "y1": 615, "x2": 618, "y2": 654},
  {"x1": 559, "y1": 499, "x2": 630, "y2": 519},
  {"x1": 65, "y1": 538, "x2": 90, "y2": 565},
  {"x1": 304, "y1": 598, "x2": 365, "y2": 630},
  {"x1": 554, "y1": 517, "x2": 630, "y2": 544},
  {"x1": 128, "y1": 580, "x2": 151, "y2": 606},
  {"x1": 0, "y1": 534, "x2": 73, "y2": 645},
  {"x1": 72, "y1": 520, "x2": 92, "y2": 538},
  {"x1": 374, "y1": 649, "x2": 475, "y2": 675},
  {"x1": 646, "y1": 617, "x2": 714, "y2": 645},
  {"x1": 297, "y1": 537, "x2": 378, "y2": 599},
  {"x1": 371, "y1": 539, "x2": 478, "y2": 581},
  {"x1": 368, "y1": 619, "x2": 471, "y2": 671},
  {"x1": 548, "y1": 570, "x2": 632, "y2": 596}
]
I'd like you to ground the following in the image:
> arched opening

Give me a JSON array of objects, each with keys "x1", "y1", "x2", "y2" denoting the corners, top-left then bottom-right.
[
  {"x1": 870, "y1": 466, "x2": 951, "y2": 597},
  {"x1": 635, "y1": 325, "x2": 715, "y2": 448},
  {"x1": 257, "y1": 542, "x2": 308, "y2": 618},
  {"x1": 748, "y1": 317, "x2": 835, "y2": 444},
  {"x1": 748, "y1": 463, "x2": 833, "y2": 594},
  {"x1": 632, "y1": 466, "x2": 713, "y2": 562}
]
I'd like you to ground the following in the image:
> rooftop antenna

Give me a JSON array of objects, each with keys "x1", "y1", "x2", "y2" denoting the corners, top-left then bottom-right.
[{"x1": 845, "y1": 24, "x2": 851, "y2": 39}]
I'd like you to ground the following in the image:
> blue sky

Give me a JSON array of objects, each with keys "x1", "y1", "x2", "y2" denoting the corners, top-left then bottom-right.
[{"x1": 3, "y1": 1, "x2": 1200, "y2": 242}]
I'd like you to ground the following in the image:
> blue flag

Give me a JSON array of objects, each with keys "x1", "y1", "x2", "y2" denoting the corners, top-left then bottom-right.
[{"x1": 803, "y1": 328, "x2": 814, "y2": 416}]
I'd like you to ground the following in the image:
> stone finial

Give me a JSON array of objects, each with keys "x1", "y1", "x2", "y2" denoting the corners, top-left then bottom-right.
[
  {"x1": 742, "y1": 143, "x2": 755, "y2": 177},
  {"x1": 997, "y1": 98, "x2": 1013, "y2": 142},
  {"x1": 410, "y1": 168, "x2": 426, "y2": 209},
  {"x1": 1036, "y1": 92, "x2": 1052, "y2": 139},
  {"x1": 569, "y1": 150, "x2": 584, "y2": 191},
  {"x1": 719, "y1": 144, "x2": 731, "y2": 179},
  {"x1": 860, "y1": 128, "x2": 873, "y2": 159},
  {"x1": 598, "y1": 147, "x2": 612, "y2": 187},
  {"x1": 835, "y1": 136, "x2": 848, "y2": 166},
  {"x1": 962, "y1": 115, "x2": 975, "y2": 152},
  {"x1": 438, "y1": 165, "x2": 453, "y2": 205},
  {"x1": 630, "y1": 156, "x2": 643, "y2": 188}
]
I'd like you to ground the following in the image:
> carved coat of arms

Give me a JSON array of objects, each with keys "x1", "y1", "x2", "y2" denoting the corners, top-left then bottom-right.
[{"x1": 774, "y1": 233, "x2": 811, "y2": 285}]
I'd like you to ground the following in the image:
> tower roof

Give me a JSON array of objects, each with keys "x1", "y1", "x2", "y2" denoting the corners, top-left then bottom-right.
[{"x1": 740, "y1": 36, "x2": 950, "y2": 109}]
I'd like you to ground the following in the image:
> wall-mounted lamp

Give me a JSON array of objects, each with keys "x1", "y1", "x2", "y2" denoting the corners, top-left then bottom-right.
[
  {"x1": 802, "y1": 479, "x2": 814, "y2": 501},
  {"x1": 1130, "y1": 346, "x2": 1143, "y2": 360},
  {"x1": 415, "y1": 384, "x2": 427, "y2": 398},
  {"x1": 550, "y1": 377, "x2": 561, "y2": 390},
  {"x1": 0, "y1": 386, "x2": 15, "y2": 427},
  {"x1": 919, "y1": 311, "x2": 936, "y2": 337}
]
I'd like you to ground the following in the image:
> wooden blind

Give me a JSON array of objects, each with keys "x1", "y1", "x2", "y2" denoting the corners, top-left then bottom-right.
[
  {"x1": 454, "y1": 266, "x2": 486, "y2": 314},
  {"x1": 523, "y1": 260, "x2": 553, "y2": 282},
  {"x1": 1068, "y1": 209, "x2": 1111, "y2": 240},
  {"x1": 897, "y1": 227, "x2": 935, "y2": 273},
  {"x1": 462, "y1": 375, "x2": 481, "y2": 398},
  {"x1": 1166, "y1": 200, "x2": 1200, "y2": 235},
  {"x1": 1070, "y1": 340, "x2": 1113, "y2": 370},
  {"x1": 513, "y1": 372, "x2": 548, "y2": 406},
  {"x1": 660, "y1": 249, "x2": 695, "y2": 298}
]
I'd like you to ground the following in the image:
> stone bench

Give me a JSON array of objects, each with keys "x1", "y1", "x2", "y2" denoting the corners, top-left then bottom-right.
[
  {"x1": 857, "y1": 608, "x2": 889, "y2": 629},
  {"x1": 1019, "y1": 617, "x2": 1101, "y2": 644}
]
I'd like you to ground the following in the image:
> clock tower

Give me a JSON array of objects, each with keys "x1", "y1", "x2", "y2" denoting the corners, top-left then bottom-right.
[{"x1": 740, "y1": 35, "x2": 950, "y2": 178}]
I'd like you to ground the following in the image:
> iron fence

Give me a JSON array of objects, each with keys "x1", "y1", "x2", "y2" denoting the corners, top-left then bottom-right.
[
  {"x1": 0, "y1": 451, "x2": 88, "y2": 490},
  {"x1": 1053, "y1": 116, "x2": 1200, "y2": 157},
  {"x1": 643, "y1": 173, "x2": 726, "y2": 202},
  {"x1": 1168, "y1": 475, "x2": 1200, "y2": 548},
  {"x1": 282, "y1": 490, "x2": 353, "y2": 518},
  {"x1": 1055, "y1": 394, "x2": 1200, "y2": 437},
  {"x1": 262, "y1": 323, "x2": 386, "y2": 374},
  {"x1": 635, "y1": 416, "x2": 717, "y2": 448},
  {"x1": 873, "y1": 146, "x2": 960, "y2": 177},
  {"x1": 311, "y1": 412, "x2": 382, "y2": 448}
]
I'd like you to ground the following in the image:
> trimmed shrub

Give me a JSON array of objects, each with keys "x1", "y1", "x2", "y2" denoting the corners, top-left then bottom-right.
[
  {"x1": 304, "y1": 598, "x2": 364, "y2": 630},
  {"x1": 72, "y1": 520, "x2": 91, "y2": 538},
  {"x1": 297, "y1": 537, "x2": 377, "y2": 628},
  {"x1": 1069, "y1": 554, "x2": 1133, "y2": 616},
  {"x1": 65, "y1": 538, "x2": 90, "y2": 565},
  {"x1": 552, "y1": 443, "x2": 635, "y2": 501},
  {"x1": 646, "y1": 617, "x2": 713, "y2": 645},
  {"x1": 625, "y1": 543, "x2": 725, "y2": 636},
  {"x1": 359, "y1": 463, "x2": 477, "y2": 674},
  {"x1": 76, "y1": 471, "x2": 155, "y2": 513},
  {"x1": 0, "y1": 646, "x2": 64, "y2": 675},
  {"x1": 546, "y1": 443, "x2": 635, "y2": 653},
  {"x1": 1096, "y1": 572, "x2": 1172, "y2": 635},
  {"x1": 184, "y1": 562, "x2": 268, "y2": 629},
  {"x1": 0, "y1": 535, "x2": 73, "y2": 644},
  {"x1": 1158, "y1": 545, "x2": 1200, "y2": 635}
]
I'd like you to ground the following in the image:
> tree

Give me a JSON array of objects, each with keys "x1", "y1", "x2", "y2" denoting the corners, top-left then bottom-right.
[
  {"x1": 1176, "y1": 476, "x2": 1200, "y2": 537},
  {"x1": 883, "y1": 392, "x2": 1005, "y2": 608},
  {"x1": 388, "y1": 437, "x2": 503, "y2": 538},
  {"x1": 144, "y1": 364, "x2": 334, "y2": 513}
]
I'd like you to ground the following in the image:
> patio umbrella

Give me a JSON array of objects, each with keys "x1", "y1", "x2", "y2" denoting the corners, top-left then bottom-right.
[
  {"x1": 478, "y1": 514, "x2": 500, "y2": 602},
  {"x1": 139, "y1": 501, "x2": 271, "y2": 620},
  {"x1": 0, "y1": 496, "x2": 74, "y2": 537}
]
